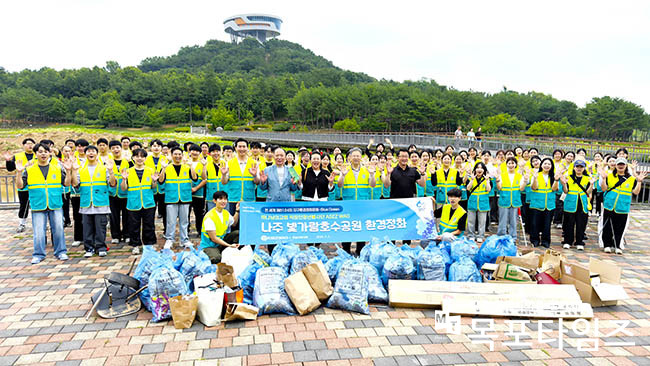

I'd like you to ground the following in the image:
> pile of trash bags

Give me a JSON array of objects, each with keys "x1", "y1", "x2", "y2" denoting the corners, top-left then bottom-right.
[{"x1": 134, "y1": 234, "x2": 513, "y2": 319}]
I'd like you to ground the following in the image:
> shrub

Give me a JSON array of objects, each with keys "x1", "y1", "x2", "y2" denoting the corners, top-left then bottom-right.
[
  {"x1": 272, "y1": 123, "x2": 291, "y2": 131},
  {"x1": 174, "y1": 126, "x2": 191, "y2": 133},
  {"x1": 333, "y1": 118, "x2": 361, "y2": 132}
]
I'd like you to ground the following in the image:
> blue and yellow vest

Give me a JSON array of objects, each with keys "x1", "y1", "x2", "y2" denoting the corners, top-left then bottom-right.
[
  {"x1": 224, "y1": 157, "x2": 256, "y2": 202},
  {"x1": 563, "y1": 175, "x2": 592, "y2": 214},
  {"x1": 498, "y1": 171, "x2": 523, "y2": 208},
  {"x1": 435, "y1": 168, "x2": 458, "y2": 204},
  {"x1": 371, "y1": 171, "x2": 383, "y2": 200},
  {"x1": 200, "y1": 208, "x2": 230, "y2": 249},
  {"x1": 205, "y1": 161, "x2": 222, "y2": 202},
  {"x1": 164, "y1": 164, "x2": 193, "y2": 204},
  {"x1": 530, "y1": 173, "x2": 556, "y2": 211},
  {"x1": 26, "y1": 161, "x2": 63, "y2": 211},
  {"x1": 438, "y1": 204, "x2": 466, "y2": 235},
  {"x1": 79, "y1": 163, "x2": 109, "y2": 208},
  {"x1": 126, "y1": 167, "x2": 156, "y2": 211},
  {"x1": 603, "y1": 173, "x2": 636, "y2": 214},
  {"x1": 341, "y1": 167, "x2": 371, "y2": 200},
  {"x1": 145, "y1": 154, "x2": 167, "y2": 195},
  {"x1": 108, "y1": 158, "x2": 130, "y2": 198},
  {"x1": 15, "y1": 152, "x2": 35, "y2": 192},
  {"x1": 467, "y1": 177, "x2": 490, "y2": 212},
  {"x1": 190, "y1": 161, "x2": 205, "y2": 198}
]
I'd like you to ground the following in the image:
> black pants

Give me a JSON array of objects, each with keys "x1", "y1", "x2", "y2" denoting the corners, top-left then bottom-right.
[
  {"x1": 18, "y1": 190, "x2": 29, "y2": 219},
  {"x1": 109, "y1": 196, "x2": 129, "y2": 241},
  {"x1": 530, "y1": 209, "x2": 553, "y2": 248},
  {"x1": 562, "y1": 201, "x2": 588, "y2": 246},
  {"x1": 553, "y1": 195, "x2": 564, "y2": 224},
  {"x1": 154, "y1": 193, "x2": 166, "y2": 233},
  {"x1": 601, "y1": 209, "x2": 627, "y2": 249},
  {"x1": 342, "y1": 242, "x2": 366, "y2": 256},
  {"x1": 62, "y1": 192, "x2": 71, "y2": 226},
  {"x1": 594, "y1": 192, "x2": 603, "y2": 214},
  {"x1": 82, "y1": 214, "x2": 108, "y2": 253},
  {"x1": 71, "y1": 196, "x2": 83, "y2": 242},
  {"x1": 488, "y1": 195, "x2": 499, "y2": 228},
  {"x1": 189, "y1": 196, "x2": 205, "y2": 235},
  {"x1": 128, "y1": 207, "x2": 157, "y2": 247}
]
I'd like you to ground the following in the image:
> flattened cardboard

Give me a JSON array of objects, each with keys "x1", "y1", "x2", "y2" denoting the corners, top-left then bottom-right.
[
  {"x1": 442, "y1": 298, "x2": 593, "y2": 319},
  {"x1": 560, "y1": 258, "x2": 626, "y2": 307}
]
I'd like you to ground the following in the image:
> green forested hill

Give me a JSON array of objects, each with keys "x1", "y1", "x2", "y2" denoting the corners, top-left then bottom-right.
[{"x1": 0, "y1": 37, "x2": 647, "y2": 140}]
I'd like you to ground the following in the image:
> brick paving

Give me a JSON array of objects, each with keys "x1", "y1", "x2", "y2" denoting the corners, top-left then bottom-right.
[{"x1": 0, "y1": 208, "x2": 648, "y2": 366}]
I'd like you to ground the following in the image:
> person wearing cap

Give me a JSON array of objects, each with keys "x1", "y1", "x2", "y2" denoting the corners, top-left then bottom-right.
[
  {"x1": 599, "y1": 157, "x2": 646, "y2": 254},
  {"x1": 559, "y1": 159, "x2": 592, "y2": 251}
]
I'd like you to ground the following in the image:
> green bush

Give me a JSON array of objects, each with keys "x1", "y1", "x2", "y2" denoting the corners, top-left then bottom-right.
[
  {"x1": 250, "y1": 123, "x2": 272, "y2": 130},
  {"x1": 526, "y1": 120, "x2": 570, "y2": 136},
  {"x1": 272, "y1": 122, "x2": 291, "y2": 131},
  {"x1": 85, "y1": 124, "x2": 106, "y2": 129},
  {"x1": 174, "y1": 126, "x2": 191, "y2": 133},
  {"x1": 333, "y1": 117, "x2": 361, "y2": 132},
  {"x1": 482, "y1": 113, "x2": 526, "y2": 135}
]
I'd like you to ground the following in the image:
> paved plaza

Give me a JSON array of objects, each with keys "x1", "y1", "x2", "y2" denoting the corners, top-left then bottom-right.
[{"x1": 0, "y1": 209, "x2": 648, "y2": 366}]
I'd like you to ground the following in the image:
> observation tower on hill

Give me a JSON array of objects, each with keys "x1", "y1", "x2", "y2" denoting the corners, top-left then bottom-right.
[{"x1": 223, "y1": 14, "x2": 282, "y2": 44}]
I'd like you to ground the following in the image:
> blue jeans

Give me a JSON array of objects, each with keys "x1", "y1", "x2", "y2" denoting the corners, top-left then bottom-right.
[
  {"x1": 32, "y1": 209, "x2": 67, "y2": 260},
  {"x1": 497, "y1": 206, "x2": 518, "y2": 240},
  {"x1": 165, "y1": 203, "x2": 190, "y2": 242},
  {"x1": 206, "y1": 201, "x2": 216, "y2": 212}
]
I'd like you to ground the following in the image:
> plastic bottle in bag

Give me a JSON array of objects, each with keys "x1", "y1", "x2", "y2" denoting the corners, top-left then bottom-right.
[
  {"x1": 326, "y1": 259, "x2": 370, "y2": 314},
  {"x1": 253, "y1": 266, "x2": 296, "y2": 315}
]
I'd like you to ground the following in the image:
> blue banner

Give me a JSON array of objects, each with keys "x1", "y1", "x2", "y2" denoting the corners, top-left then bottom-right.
[{"x1": 239, "y1": 198, "x2": 437, "y2": 245}]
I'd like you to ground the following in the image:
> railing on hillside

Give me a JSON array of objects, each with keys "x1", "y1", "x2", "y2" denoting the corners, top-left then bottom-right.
[
  {"x1": 0, "y1": 176, "x2": 19, "y2": 208},
  {"x1": 214, "y1": 131, "x2": 650, "y2": 167}
]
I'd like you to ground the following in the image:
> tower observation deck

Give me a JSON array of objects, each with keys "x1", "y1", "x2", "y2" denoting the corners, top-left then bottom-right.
[{"x1": 223, "y1": 14, "x2": 282, "y2": 44}]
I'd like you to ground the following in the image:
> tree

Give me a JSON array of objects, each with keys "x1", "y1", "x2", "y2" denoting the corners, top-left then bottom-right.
[
  {"x1": 582, "y1": 97, "x2": 649, "y2": 140},
  {"x1": 204, "y1": 104, "x2": 236, "y2": 129},
  {"x1": 526, "y1": 120, "x2": 571, "y2": 136},
  {"x1": 99, "y1": 100, "x2": 127, "y2": 126},
  {"x1": 482, "y1": 113, "x2": 526, "y2": 135},
  {"x1": 333, "y1": 118, "x2": 360, "y2": 132},
  {"x1": 74, "y1": 109, "x2": 86, "y2": 124}
]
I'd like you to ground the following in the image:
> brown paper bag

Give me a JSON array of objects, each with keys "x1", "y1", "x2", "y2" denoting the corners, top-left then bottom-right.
[
  {"x1": 217, "y1": 263, "x2": 238, "y2": 288},
  {"x1": 284, "y1": 271, "x2": 321, "y2": 315},
  {"x1": 302, "y1": 261, "x2": 333, "y2": 301},
  {"x1": 541, "y1": 249, "x2": 565, "y2": 280},
  {"x1": 223, "y1": 303, "x2": 258, "y2": 321},
  {"x1": 495, "y1": 263, "x2": 535, "y2": 282},
  {"x1": 169, "y1": 294, "x2": 199, "y2": 329}
]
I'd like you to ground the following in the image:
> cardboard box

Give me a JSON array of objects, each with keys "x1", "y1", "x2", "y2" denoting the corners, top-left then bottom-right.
[
  {"x1": 481, "y1": 262, "x2": 536, "y2": 283},
  {"x1": 560, "y1": 258, "x2": 627, "y2": 307}
]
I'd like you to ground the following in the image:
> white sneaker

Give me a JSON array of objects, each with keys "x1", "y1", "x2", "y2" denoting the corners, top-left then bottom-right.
[
  {"x1": 577, "y1": 245, "x2": 584, "y2": 251},
  {"x1": 110, "y1": 239, "x2": 119, "y2": 244},
  {"x1": 615, "y1": 248, "x2": 623, "y2": 255},
  {"x1": 181, "y1": 241, "x2": 193, "y2": 249},
  {"x1": 16, "y1": 224, "x2": 25, "y2": 233},
  {"x1": 84, "y1": 251, "x2": 94, "y2": 258},
  {"x1": 125, "y1": 238, "x2": 130, "y2": 244},
  {"x1": 555, "y1": 224, "x2": 562, "y2": 229},
  {"x1": 98, "y1": 251, "x2": 107, "y2": 257},
  {"x1": 562, "y1": 243, "x2": 570, "y2": 249},
  {"x1": 71, "y1": 241, "x2": 81, "y2": 247},
  {"x1": 131, "y1": 247, "x2": 140, "y2": 255},
  {"x1": 604, "y1": 247, "x2": 612, "y2": 253},
  {"x1": 164, "y1": 240, "x2": 173, "y2": 249}
]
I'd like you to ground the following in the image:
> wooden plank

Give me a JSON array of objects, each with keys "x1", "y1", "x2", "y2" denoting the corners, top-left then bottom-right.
[
  {"x1": 388, "y1": 280, "x2": 582, "y2": 308},
  {"x1": 443, "y1": 298, "x2": 594, "y2": 319}
]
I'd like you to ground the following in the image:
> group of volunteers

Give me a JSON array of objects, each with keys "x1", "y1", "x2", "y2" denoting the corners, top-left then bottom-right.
[{"x1": 3, "y1": 134, "x2": 646, "y2": 264}]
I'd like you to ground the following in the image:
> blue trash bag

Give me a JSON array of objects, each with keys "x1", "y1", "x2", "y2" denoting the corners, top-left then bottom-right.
[
  {"x1": 474, "y1": 235, "x2": 517, "y2": 269},
  {"x1": 238, "y1": 246, "x2": 272, "y2": 305},
  {"x1": 399, "y1": 245, "x2": 422, "y2": 279},
  {"x1": 178, "y1": 248, "x2": 215, "y2": 292},
  {"x1": 326, "y1": 259, "x2": 370, "y2": 314},
  {"x1": 369, "y1": 241, "x2": 398, "y2": 274},
  {"x1": 381, "y1": 251, "x2": 415, "y2": 287},
  {"x1": 440, "y1": 239, "x2": 453, "y2": 255},
  {"x1": 359, "y1": 237, "x2": 382, "y2": 262},
  {"x1": 416, "y1": 245, "x2": 448, "y2": 281},
  {"x1": 253, "y1": 266, "x2": 296, "y2": 315},
  {"x1": 149, "y1": 265, "x2": 190, "y2": 322},
  {"x1": 133, "y1": 245, "x2": 173, "y2": 313},
  {"x1": 307, "y1": 246, "x2": 328, "y2": 264},
  {"x1": 450, "y1": 237, "x2": 479, "y2": 262},
  {"x1": 290, "y1": 249, "x2": 319, "y2": 275},
  {"x1": 448, "y1": 256, "x2": 482, "y2": 282},
  {"x1": 324, "y1": 246, "x2": 353, "y2": 282},
  {"x1": 271, "y1": 243, "x2": 301, "y2": 273},
  {"x1": 359, "y1": 262, "x2": 388, "y2": 303}
]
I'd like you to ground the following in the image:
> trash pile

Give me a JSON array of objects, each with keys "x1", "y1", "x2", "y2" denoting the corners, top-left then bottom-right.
[{"x1": 128, "y1": 233, "x2": 626, "y2": 325}]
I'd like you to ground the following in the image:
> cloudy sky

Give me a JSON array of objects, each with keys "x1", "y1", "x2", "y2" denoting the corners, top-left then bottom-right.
[{"x1": 2, "y1": 1, "x2": 649, "y2": 111}]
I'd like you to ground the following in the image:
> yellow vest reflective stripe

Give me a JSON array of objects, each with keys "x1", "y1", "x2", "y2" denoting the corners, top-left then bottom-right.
[
  {"x1": 79, "y1": 163, "x2": 109, "y2": 208},
  {"x1": 126, "y1": 167, "x2": 156, "y2": 210},
  {"x1": 439, "y1": 204, "x2": 466, "y2": 234}
]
